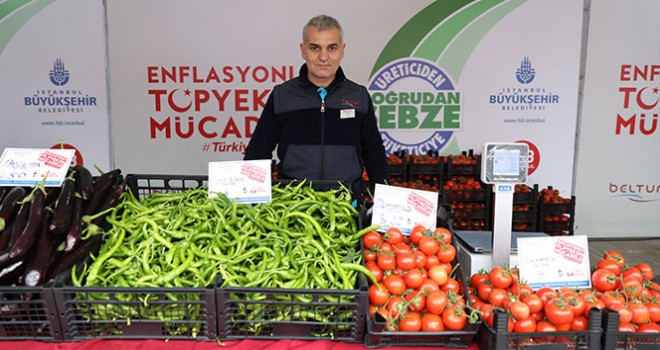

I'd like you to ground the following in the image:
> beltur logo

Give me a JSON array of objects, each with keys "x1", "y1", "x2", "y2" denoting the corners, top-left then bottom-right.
[
  {"x1": 368, "y1": 58, "x2": 461, "y2": 155},
  {"x1": 49, "y1": 58, "x2": 70, "y2": 86}
]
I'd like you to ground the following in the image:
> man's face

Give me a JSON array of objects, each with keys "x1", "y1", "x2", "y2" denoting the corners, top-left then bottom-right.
[{"x1": 300, "y1": 26, "x2": 345, "y2": 87}]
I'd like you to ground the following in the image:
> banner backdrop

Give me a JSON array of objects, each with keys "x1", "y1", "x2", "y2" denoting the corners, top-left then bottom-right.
[
  {"x1": 107, "y1": 0, "x2": 583, "y2": 197},
  {"x1": 0, "y1": 0, "x2": 110, "y2": 173},
  {"x1": 574, "y1": 0, "x2": 660, "y2": 238}
]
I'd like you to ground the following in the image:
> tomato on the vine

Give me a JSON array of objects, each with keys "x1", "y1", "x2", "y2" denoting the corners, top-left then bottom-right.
[
  {"x1": 418, "y1": 236, "x2": 439, "y2": 256},
  {"x1": 396, "y1": 252, "x2": 416, "y2": 271},
  {"x1": 404, "y1": 291, "x2": 426, "y2": 312},
  {"x1": 513, "y1": 316, "x2": 537, "y2": 333},
  {"x1": 591, "y1": 268, "x2": 618, "y2": 293},
  {"x1": 436, "y1": 244, "x2": 457, "y2": 263},
  {"x1": 421, "y1": 313, "x2": 444, "y2": 332},
  {"x1": 428, "y1": 265, "x2": 448, "y2": 286},
  {"x1": 399, "y1": 312, "x2": 422, "y2": 332},
  {"x1": 383, "y1": 274, "x2": 407, "y2": 296},
  {"x1": 544, "y1": 298, "x2": 575, "y2": 326},
  {"x1": 426, "y1": 290, "x2": 448, "y2": 315},
  {"x1": 404, "y1": 268, "x2": 425, "y2": 289},
  {"x1": 442, "y1": 305, "x2": 467, "y2": 330},
  {"x1": 377, "y1": 254, "x2": 396, "y2": 271},
  {"x1": 368, "y1": 284, "x2": 389, "y2": 306},
  {"x1": 362, "y1": 231, "x2": 382, "y2": 250},
  {"x1": 470, "y1": 270, "x2": 489, "y2": 289},
  {"x1": 602, "y1": 250, "x2": 625, "y2": 268},
  {"x1": 409, "y1": 225, "x2": 427, "y2": 245},
  {"x1": 432, "y1": 227, "x2": 452, "y2": 245},
  {"x1": 489, "y1": 267, "x2": 513, "y2": 289},
  {"x1": 596, "y1": 259, "x2": 622, "y2": 276},
  {"x1": 384, "y1": 227, "x2": 404, "y2": 245}
]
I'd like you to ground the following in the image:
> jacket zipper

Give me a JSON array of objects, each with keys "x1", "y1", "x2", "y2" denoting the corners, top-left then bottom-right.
[{"x1": 320, "y1": 95, "x2": 325, "y2": 179}]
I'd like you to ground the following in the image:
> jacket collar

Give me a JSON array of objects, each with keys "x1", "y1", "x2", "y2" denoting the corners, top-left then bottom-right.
[{"x1": 299, "y1": 63, "x2": 346, "y2": 90}]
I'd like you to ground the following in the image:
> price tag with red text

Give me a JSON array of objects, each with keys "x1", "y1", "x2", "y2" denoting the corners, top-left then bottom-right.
[
  {"x1": 518, "y1": 235, "x2": 592, "y2": 290},
  {"x1": 0, "y1": 148, "x2": 74, "y2": 186},
  {"x1": 208, "y1": 160, "x2": 271, "y2": 203},
  {"x1": 371, "y1": 183, "x2": 438, "y2": 234}
]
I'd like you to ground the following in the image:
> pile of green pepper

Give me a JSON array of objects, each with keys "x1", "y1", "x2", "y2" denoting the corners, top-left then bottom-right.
[{"x1": 75, "y1": 180, "x2": 375, "y2": 290}]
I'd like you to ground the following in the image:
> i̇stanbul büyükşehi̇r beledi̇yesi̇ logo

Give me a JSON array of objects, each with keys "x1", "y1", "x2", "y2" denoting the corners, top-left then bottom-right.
[{"x1": 49, "y1": 58, "x2": 70, "y2": 86}]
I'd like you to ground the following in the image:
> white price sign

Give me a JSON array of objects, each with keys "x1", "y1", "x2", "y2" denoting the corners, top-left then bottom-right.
[
  {"x1": 517, "y1": 235, "x2": 592, "y2": 290},
  {"x1": 371, "y1": 184, "x2": 438, "y2": 234},
  {"x1": 208, "y1": 160, "x2": 272, "y2": 204},
  {"x1": 0, "y1": 148, "x2": 75, "y2": 187}
]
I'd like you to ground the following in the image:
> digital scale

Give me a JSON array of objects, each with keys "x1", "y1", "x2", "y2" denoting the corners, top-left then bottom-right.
[{"x1": 454, "y1": 142, "x2": 549, "y2": 277}]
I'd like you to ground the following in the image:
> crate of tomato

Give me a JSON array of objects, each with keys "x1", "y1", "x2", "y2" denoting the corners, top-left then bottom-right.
[
  {"x1": 442, "y1": 177, "x2": 491, "y2": 231},
  {"x1": 361, "y1": 225, "x2": 481, "y2": 348},
  {"x1": 537, "y1": 187, "x2": 575, "y2": 236}
]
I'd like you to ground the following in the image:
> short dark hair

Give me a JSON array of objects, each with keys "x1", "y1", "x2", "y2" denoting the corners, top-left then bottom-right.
[{"x1": 303, "y1": 15, "x2": 343, "y2": 44}]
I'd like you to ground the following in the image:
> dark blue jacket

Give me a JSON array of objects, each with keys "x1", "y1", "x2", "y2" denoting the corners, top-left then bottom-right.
[{"x1": 244, "y1": 64, "x2": 390, "y2": 197}]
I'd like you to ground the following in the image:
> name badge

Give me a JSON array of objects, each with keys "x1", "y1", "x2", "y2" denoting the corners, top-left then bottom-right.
[{"x1": 340, "y1": 109, "x2": 355, "y2": 119}]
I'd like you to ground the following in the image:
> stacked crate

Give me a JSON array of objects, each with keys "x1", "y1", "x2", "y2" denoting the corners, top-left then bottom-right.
[
  {"x1": 537, "y1": 186, "x2": 575, "y2": 236},
  {"x1": 511, "y1": 184, "x2": 539, "y2": 232},
  {"x1": 407, "y1": 152, "x2": 443, "y2": 193},
  {"x1": 441, "y1": 151, "x2": 491, "y2": 231}
]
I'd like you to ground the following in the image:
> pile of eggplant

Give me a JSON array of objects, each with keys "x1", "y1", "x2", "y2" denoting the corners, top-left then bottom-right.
[{"x1": 0, "y1": 165, "x2": 123, "y2": 288}]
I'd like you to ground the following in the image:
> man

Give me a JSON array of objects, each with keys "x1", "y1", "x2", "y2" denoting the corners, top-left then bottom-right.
[{"x1": 244, "y1": 14, "x2": 389, "y2": 201}]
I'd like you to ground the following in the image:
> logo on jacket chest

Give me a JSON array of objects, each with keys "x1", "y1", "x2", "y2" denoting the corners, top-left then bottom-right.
[{"x1": 341, "y1": 97, "x2": 360, "y2": 109}]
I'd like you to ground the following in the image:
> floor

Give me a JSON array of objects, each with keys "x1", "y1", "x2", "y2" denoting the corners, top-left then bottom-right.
[{"x1": 588, "y1": 237, "x2": 660, "y2": 281}]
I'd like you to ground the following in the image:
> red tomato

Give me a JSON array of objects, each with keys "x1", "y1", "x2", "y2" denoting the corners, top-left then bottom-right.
[
  {"x1": 617, "y1": 322, "x2": 637, "y2": 332},
  {"x1": 432, "y1": 227, "x2": 452, "y2": 245},
  {"x1": 424, "y1": 255, "x2": 441, "y2": 270},
  {"x1": 369, "y1": 284, "x2": 389, "y2": 306},
  {"x1": 628, "y1": 302, "x2": 650, "y2": 325},
  {"x1": 441, "y1": 277, "x2": 461, "y2": 294},
  {"x1": 622, "y1": 267, "x2": 644, "y2": 283},
  {"x1": 436, "y1": 244, "x2": 456, "y2": 263},
  {"x1": 404, "y1": 268, "x2": 425, "y2": 289},
  {"x1": 384, "y1": 227, "x2": 404, "y2": 245},
  {"x1": 634, "y1": 263, "x2": 654, "y2": 281},
  {"x1": 366, "y1": 263, "x2": 384, "y2": 283},
  {"x1": 426, "y1": 290, "x2": 449, "y2": 315},
  {"x1": 509, "y1": 300, "x2": 531, "y2": 321},
  {"x1": 647, "y1": 302, "x2": 660, "y2": 323},
  {"x1": 478, "y1": 282, "x2": 494, "y2": 302},
  {"x1": 536, "y1": 287, "x2": 558, "y2": 305},
  {"x1": 442, "y1": 305, "x2": 467, "y2": 330},
  {"x1": 513, "y1": 316, "x2": 537, "y2": 333},
  {"x1": 377, "y1": 254, "x2": 397, "y2": 271},
  {"x1": 470, "y1": 270, "x2": 489, "y2": 289},
  {"x1": 488, "y1": 288, "x2": 508, "y2": 308},
  {"x1": 413, "y1": 251, "x2": 427, "y2": 269},
  {"x1": 596, "y1": 259, "x2": 621, "y2": 276},
  {"x1": 636, "y1": 322, "x2": 660, "y2": 333},
  {"x1": 386, "y1": 296, "x2": 406, "y2": 318},
  {"x1": 418, "y1": 236, "x2": 439, "y2": 256},
  {"x1": 602, "y1": 250, "x2": 625, "y2": 268},
  {"x1": 609, "y1": 303, "x2": 633, "y2": 324},
  {"x1": 409, "y1": 225, "x2": 427, "y2": 245},
  {"x1": 566, "y1": 294, "x2": 587, "y2": 317},
  {"x1": 522, "y1": 294, "x2": 544, "y2": 314},
  {"x1": 364, "y1": 249, "x2": 377, "y2": 262},
  {"x1": 544, "y1": 298, "x2": 575, "y2": 326},
  {"x1": 428, "y1": 265, "x2": 448, "y2": 286},
  {"x1": 383, "y1": 274, "x2": 407, "y2": 296},
  {"x1": 536, "y1": 320, "x2": 558, "y2": 332},
  {"x1": 404, "y1": 291, "x2": 426, "y2": 313},
  {"x1": 489, "y1": 267, "x2": 513, "y2": 289},
  {"x1": 420, "y1": 313, "x2": 444, "y2": 332},
  {"x1": 362, "y1": 231, "x2": 382, "y2": 250},
  {"x1": 591, "y1": 269, "x2": 618, "y2": 293},
  {"x1": 419, "y1": 279, "x2": 440, "y2": 294},
  {"x1": 396, "y1": 252, "x2": 416, "y2": 271},
  {"x1": 570, "y1": 315, "x2": 589, "y2": 331},
  {"x1": 399, "y1": 312, "x2": 422, "y2": 332}
]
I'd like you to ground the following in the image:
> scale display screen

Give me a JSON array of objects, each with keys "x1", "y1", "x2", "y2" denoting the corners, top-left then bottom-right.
[{"x1": 481, "y1": 143, "x2": 528, "y2": 184}]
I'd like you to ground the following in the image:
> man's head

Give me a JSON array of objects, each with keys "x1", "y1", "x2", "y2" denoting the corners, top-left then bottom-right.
[{"x1": 300, "y1": 15, "x2": 346, "y2": 88}]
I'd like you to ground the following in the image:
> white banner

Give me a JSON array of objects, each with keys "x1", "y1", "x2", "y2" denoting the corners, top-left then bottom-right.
[
  {"x1": 574, "y1": 0, "x2": 660, "y2": 238},
  {"x1": 106, "y1": 0, "x2": 583, "y2": 199},
  {"x1": 0, "y1": 0, "x2": 110, "y2": 174}
]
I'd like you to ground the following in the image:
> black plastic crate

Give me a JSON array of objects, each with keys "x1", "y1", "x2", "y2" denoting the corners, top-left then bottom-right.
[
  {"x1": 125, "y1": 174, "x2": 348, "y2": 199},
  {"x1": 476, "y1": 308, "x2": 603, "y2": 350},
  {"x1": 442, "y1": 188, "x2": 489, "y2": 202},
  {"x1": 0, "y1": 285, "x2": 62, "y2": 341},
  {"x1": 124, "y1": 174, "x2": 208, "y2": 199},
  {"x1": 602, "y1": 308, "x2": 660, "y2": 350},
  {"x1": 445, "y1": 153, "x2": 481, "y2": 180},
  {"x1": 217, "y1": 273, "x2": 368, "y2": 342},
  {"x1": 52, "y1": 281, "x2": 217, "y2": 341},
  {"x1": 363, "y1": 263, "x2": 480, "y2": 348}
]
